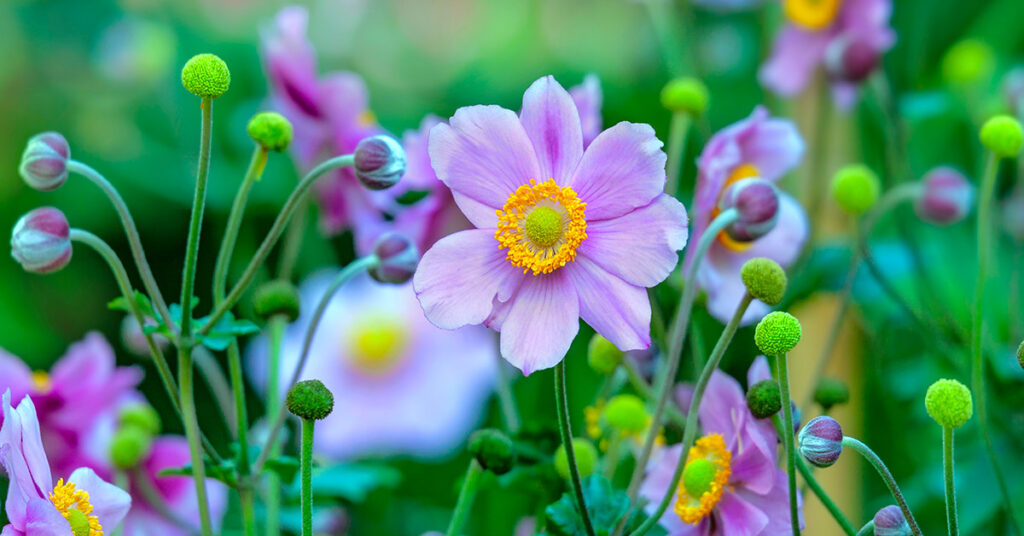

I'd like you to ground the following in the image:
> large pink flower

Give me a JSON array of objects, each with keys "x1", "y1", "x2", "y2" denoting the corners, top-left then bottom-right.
[{"x1": 414, "y1": 76, "x2": 688, "y2": 374}]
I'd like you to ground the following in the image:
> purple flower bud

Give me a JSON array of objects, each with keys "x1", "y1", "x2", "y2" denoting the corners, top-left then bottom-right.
[
  {"x1": 915, "y1": 167, "x2": 973, "y2": 226},
  {"x1": 19, "y1": 132, "x2": 70, "y2": 191},
  {"x1": 798, "y1": 416, "x2": 844, "y2": 468},
  {"x1": 719, "y1": 178, "x2": 780, "y2": 242},
  {"x1": 354, "y1": 135, "x2": 406, "y2": 191},
  {"x1": 825, "y1": 35, "x2": 879, "y2": 83},
  {"x1": 368, "y1": 232, "x2": 419, "y2": 284},
  {"x1": 873, "y1": 505, "x2": 912, "y2": 536},
  {"x1": 10, "y1": 207, "x2": 72, "y2": 274}
]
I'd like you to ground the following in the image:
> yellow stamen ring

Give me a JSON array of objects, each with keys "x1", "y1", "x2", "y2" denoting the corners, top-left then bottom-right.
[
  {"x1": 496, "y1": 178, "x2": 587, "y2": 275},
  {"x1": 674, "y1": 434, "x2": 732, "y2": 525},
  {"x1": 784, "y1": 0, "x2": 843, "y2": 31},
  {"x1": 50, "y1": 479, "x2": 103, "y2": 536}
]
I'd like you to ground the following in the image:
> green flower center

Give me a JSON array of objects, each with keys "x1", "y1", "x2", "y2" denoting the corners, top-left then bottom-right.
[
  {"x1": 524, "y1": 206, "x2": 563, "y2": 248},
  {"x1": 347, "y1": 315, "x2": 408, "y2": 375},
  {"x1": 682, "y1": 458, "x2": 717, "y2": 498},
  {"x1": 67, "y1": 509, "x2": 91, "y2": 536}
]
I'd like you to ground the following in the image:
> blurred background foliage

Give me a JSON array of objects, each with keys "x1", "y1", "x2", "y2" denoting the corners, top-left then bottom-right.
[{"x1": 1, "y1": 0, "x2": 1024, "y2": 534}]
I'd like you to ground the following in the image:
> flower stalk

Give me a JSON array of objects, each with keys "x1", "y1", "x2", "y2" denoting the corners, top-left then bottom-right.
[
  {"x1": 841, "y1": 437, "x2": 922, "y2": 536},
  {"x1": 445, "y1": 459, "x2": 484, "y2": 536},
  {"x1": 775, "y1": 353, "x2": 800, "y2": 536},
  {"x1": 942, "y1": 426, "x2": 959, "y2": 536},
  {"x1": 300, "y1": 417, "x2": 315, "y2": 536},
  {"x1": 555, "y1": 359, "x2": 597, "y2": 536}
]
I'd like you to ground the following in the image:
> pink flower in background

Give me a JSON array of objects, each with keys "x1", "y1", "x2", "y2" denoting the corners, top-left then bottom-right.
[
  {"x1": 248, "y1": 272, "x2": 498, "y2": 459},
  {"x1": 415, "y1": 76, "x2": 688, "y2": 374},
  {"x1": 687, "y1": 107, "x2": 807, "y2": 325},
  {"x1": 569, "y1": 74, "x2": 603, "y2": 148}
]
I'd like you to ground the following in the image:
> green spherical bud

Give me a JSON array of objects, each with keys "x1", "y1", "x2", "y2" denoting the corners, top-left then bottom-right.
[
  {"x1": 831, "y1": 164, "x2": 880, "y2": 215},
  {"x1": 587, "y1": 333, "x2": 623, "y2": 375},
  {"x1": 467, "y1": 428, "x2": 517, "y2": 475},
  {"x1": 67, "y1": 509, "x2": 92, "y2": 536},
  {"x1": 252, "y1": 280, "x2": 301, "y2": 323},
  {"x1": 181, "y1": 53, "x2": 230, "y2": 98},
  {"x1": 553, "y1": 438, "x2": 598, "y2": 481},
  {"x1": 754, "y1": 311, "x2": 802, "y2": 357},
  {"x1": 925, "y1": 378, "x2": 973, "y2": 429},
  {"x1": 980, "y1": 115, "x2": 1024, "y2": 158},
  {"x1": 740, "y1": 258, "x2": 788, "y2": 306},
  {"x1": 603, "y1": 394, "x2": 648, "y2": 434},
  {"x1": 1017, "y1": 340, "x2": 1024, "y2": 371},
  {"x1": 247, "y1": 111, "x2": 293, "y2": 152},
  {"x1": 941, "y1": 39, "x2": 994, "y2": 86},
  {"x1": 119, "y1": 403, "x2": 161, "y2": 435},
  {"x1": 813, "y1": 377, "x2": 850, "y2": 411},
  {"x1": 660, "y1": 77, "x2": 709, "y2": 116},
  {"x1": 109, "y1": 426, "x2": 153, "y2": 469},
  {"x1": 286, "y1": 379, "x2": 334, "y2": 421},
  {"x1": 746, "y1": 379, "x2": 782, "y2": 419}
]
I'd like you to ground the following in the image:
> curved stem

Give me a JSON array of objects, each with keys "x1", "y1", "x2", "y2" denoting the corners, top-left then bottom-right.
[
  {"x1": 942, "y1": 426, "x2": 959, "y2": 536},
  {"x1": 856, "y1": 521, "x2": 874, "y2": 536},
  {"x1": 179, "y1": 346, "x2": 214, "y2": 536},
  {"x1": 212, "y1": 146, "x2": 267, "y2": 305},
  {"x1": 300, "y1": 418, "x2": 314, "y2": 536},
  {"x1": 776, "y1": 354, "x2": 800, "y2": 536},
  {"x1": 841, "y1": 437, "x2": 922, "y2": 536},
  {"x1": 664, "y1": 112, "x2": 692, "y2": 198},
  {"x1": 555, "y1": 360, "x2": 597, "y2": 536},
  {"x1": 445, "y1": 459, "x2": 484, "y2": 536},
  {"x1": 179, "y1": 97, "x2": 213, "y2": 345},
  {"x1": 193, "y1": 346, "x2": 237, "y2": 433}
]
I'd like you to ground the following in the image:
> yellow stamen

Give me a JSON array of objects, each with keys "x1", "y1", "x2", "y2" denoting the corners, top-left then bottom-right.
[
  {"x1": 584, "y1": 399, "x2": 605, "y2": 440},
  {"x1": 496, "y1": 179, "x2": 587, "y2": 275},
  {"x1": 674, "y1": 434, "x2": 732, "y2": 525},
  {"x1": 784, "y1": 0, "x2": 843, "y2": 31},
  {"x1": 346, "y1": 314, "x2": 408, "y2": 375},
  {"x1": 32, "y1": 371, "x2": 51, "y2": 394},
  {"x1": 50, "y1": 479, "x2": 103, "y2": 536},
  {"x1": 711, "y1": 164, "x2": 762, "y2": 252}
]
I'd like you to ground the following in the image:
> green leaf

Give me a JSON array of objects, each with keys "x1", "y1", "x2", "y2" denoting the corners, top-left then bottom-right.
[
  {"x1": 107, "y1": 291, "x2": 155, "y2": 318},
  {"x1": 395, "y1": 189, "x2": 432, "y2": 206},
  {"x1": 195, "y1": 312, "x2": 260, "y2": 351},
  {"x1": 288, "y1": 463, "x2": 401, "y2": 503},
  {"x1": 545, "y1": 475, "x2": 631, "y2": 536},
  {"x1": 263, "y1": 456, "x2": 301, "y2": 485},
  {"x1": 159, "y1": 457, "x2": 238, "y2": 488}
]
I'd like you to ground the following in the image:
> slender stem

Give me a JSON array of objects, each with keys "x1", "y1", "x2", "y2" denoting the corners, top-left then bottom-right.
[
  {"x1": 664, "y1": 112, "x2": 692, "y2": 197},
  {"x1": 131, "y1": 467, "x2": 201, "y2": 535},
  {"x1": 277, "y1": 196, "x2": 309, "y2": 281},
  {"x1": 300, "y1": 418, "x2": 314, "y2": 536},
  {"x1": 554, "y1": 360, "x2": 597, "y2": 536},
  {"x1": 445, "y1": 459, "x2": 484, "y2": 536},
  {"x1": 193, "y1": 346, "x2": 237, "y2": 433},
  {"x1": 265, "y1": 315, "x2": 287, "y2": 536},
  {"x1": 775, "y1": 354, "x2": 800, "y2": 536},
  {"x1": 495, "y1": 357, "x2": 521, "y2": 433},
  {"x1": 856, "y1": 521, "x2": 874, "y2": 536},
  {"x1": 642, "y1": 0, "x2": 691, "y2": 76},
  {"x1": 180, "y1": 97, "x2": 214, "y2": 345},
  {"x1": 179, "y1": 346, "x2": 214, "y2": 536},
  {"x1": 942, "y1": 426, "x2": 959, "y2": 536},
  {"x1": 622, "y1": 357, "x2": 685, "y2": 427},
  {"x1": 226, "y1": 342, "x2": 251, "y2": 475},
  {"x1": 239, "y1": 486, "x2": 257, "y2": 536},
  {"x1": 841, "y1": 437, "x2": 923, "y2": 536},
  {"x1": 201, "y1": 155, "x2": 355, "y2": 335},
  {"x1": 212, "y1": 146, "x2": 268, "y2": 305}
]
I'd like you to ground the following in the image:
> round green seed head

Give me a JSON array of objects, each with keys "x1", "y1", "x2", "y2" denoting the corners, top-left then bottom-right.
[
  {"x1": 181, "y1": 53, "x2": 230, "y2": 98},
  {"x1": 831, "y1": 164, "x2": 880, "y2": 215},
  {"x1": 467, "y1": 428, "x2": 517, "y2": 475},
  {"x1": 980, "y1": 115, "x2": 1024, "y2": 158},
  {"x1": 109, "y1": 426, "x2": 153, "y2": 469},
  {"x1": 67, "y1": 510, "x2": 91, "y2": 536},
  {"x1": 660, "y1": 77, "x2": 709, "y2": 116},
  {"x1": 553, "y1": 438, "x2": 598, "y2": 481},
  {"x1": 587, "y1": 333, "x2": 624, "y2": 375},
  {"x1": 941, "y1": 39, "x2": 994, "y2": 86},
  {"x1": 603, "y1": 394, "x2": 648, "y2": 434},
  {"x1": 925, "y1": 378, "x2": 973, "y2": 429},
  {"x1": 247, "y1": 111, "x2": 293, "y2": 152},
  {"x1": 252, "y1": 280, "x2": 301, "y2": 323},
  {"x1": 119, "y1": 403, "x2": 161, "y2": 435},
  {"x1": 754, "y1": 311, "x2": 802, "y2": 356},
  {"x1": 740, "y1": 258, "x2": 788, "y2": 306},
  {"x1": 746, "y1": 379, "x2": 782, "y2": 419},
  {"x1": 286, "y1": 379, "x2": 334, "y2": 421},
  {"x1": 814, "y1": 377, "x2": 850, "y2": 411}
]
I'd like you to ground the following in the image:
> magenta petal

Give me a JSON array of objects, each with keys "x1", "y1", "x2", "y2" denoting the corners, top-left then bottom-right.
[
  {"x1": 23, "y1": 498, "x2": 67, "y2": 536},
  {"x1": 696, "y1": 370, "x2": 745, "y2": 445},
  {"x1": 716, "y1": 491, "x2": 770, "y2": 536},
  {"x1": 499, "y1": 272, "x2": 579, "y2": 375},
  {"x1": 0, "y1": 350, "x2": 33, "y2": 406},
  {"x1": 759, "y1": 26, "x2": 831, "y2": 97},
  {"x1": 68, "y1": 468, "x2": 131, "y2": 531},
  {"x1": 729, "y1": 431, "x2": 776, "y2": 495},
  {"x1": 519, "y1": 76, "x2": 585, "y2": 184},
  {"x1": 1, "y1": 524, "x2": 23, "y2": 536},
  {"x1": 737, "y1": 470, "x2": 805, "y2": 534},
  {"x1": 570, "y1": 122, "x2": 667, "y2": 221},
  {"x1": 1, "y1": 393, "x2": 52, "y2": 505},
  {"x1": 565, "y1": 258, "x2": 650, "y2": 351}
]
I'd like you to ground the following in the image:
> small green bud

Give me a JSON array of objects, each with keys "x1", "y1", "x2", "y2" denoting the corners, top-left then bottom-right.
[
  {"x1": 252, "y1": 280, "x2": 301, "y2": 322},
  {"x1": 941, "y1": 39, "x2": 994, "y2": 86},
  {"x1": 553, "y1": 438, "x2": 598, "y2": 481},
  {"x1": 181, "y1": 53, "x2": 230, "y2": 98},
  {"x1": 754, "y1": 311, "x2": 802, "y2": 356},
  {"x1": 740, "y1": 258, "x2": 787, "y2": 306},
  {"x1": 603, "y1": 394, "x2": 648, "y2": 434},
  {"x1": 746, "y1": 379, "x2": 782, "y2": 419},
  {"x1": 660, "y1": 77, "x2": 709, "y2": 116},
  {"x1": 286, "y1": 379, "x2": 334, "y2": 421},
  {"x1": 980, "y1": 115, "x2": 1024, "y2": 158},
  {"x1": 467, "y1": 428, "x2": 517, "y2": 475},
  {"x1": 119, "y1": 403, "x2": 161, "y2": 435},
  {"x1": 587, "y1": 334, "x2": 623, "y2": 375},
  {"x1": 109, "y1": 426, "x2": 153, "y2": 469},
  {"x1": 67, "y1": 509, "x2": 92, "y2": 536},
  {"x1": 831, "y1": 164, "x2": 880, "y2": 215},
  {"x1": 813, "y1": 377, "x2": 850, "y2": 411},
  {"x1": 1017, "y1": 340, "x2": 1024, "y2": 370},
  {"x1": 247, "y1": 111, "x2": 293, "y2": 152},
  {"x1": 925, "y1": 378, "x2": 972, "y2": 429}
]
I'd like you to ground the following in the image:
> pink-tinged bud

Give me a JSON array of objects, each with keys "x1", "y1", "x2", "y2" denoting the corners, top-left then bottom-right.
[
  {"x1": 915, "y1": 167, "x2": 973, "y2": 226},
  {"x1": 368, "y1": 232, "x2": 418, "y2": 284},
  {"x1": 19, "y1": 132, "x2": 70, "y2": 191},
  {"x1": 798, "y1": 416, "x2": 844, "y2": 468},
  {"x1": 11, "y1": 207, "x2": 72, "y2": 274},
  {"x1": 825, "y1": 35, "x2": 879, "y2": 83},
  {"x1": 354, "y1": 135, "x2": 406, "y2": 191},
  {"x1": 873, "y1": 505, "x2": 912, "y2": 536},
  {"x1": 719, "y1": 178, "x2": 780, "y2": 242}
]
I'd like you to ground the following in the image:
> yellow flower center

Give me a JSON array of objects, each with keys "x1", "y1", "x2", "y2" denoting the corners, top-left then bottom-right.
[
  {"x1": 346, "y1": 315, "x2": 408, "y2": 375},
  {"x1": 358, "y1": 110, "x2": 378, "y2": 128},
  {"x1": 32, "y1": 370, "x2": 52, "y2": 394},
  {"x1": 50, "y1": 479, "x2": 103, "y2": 536},
  {"x1": 784, "y1": 0, "x2": 843, "y2": 30},
  {"x1": 675, "y1": 434, "x2": 732, "y2": 525},
  {"x1": 496, "y1": 179, "x2": 587, "y2": 275},
  {"x1": 711, "y1": 163, "x2": 761, "y2": 252}
]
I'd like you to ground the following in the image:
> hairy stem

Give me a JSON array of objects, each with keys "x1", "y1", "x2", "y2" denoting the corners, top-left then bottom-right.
[
  {"x1": 555, "y1": 360, "x2": 597, "y2": 536},
  {"x1": 776, "y1": 354, "x2": 800, "y2": 536},
  {"x1": 300, "y1": 418, "x2": 314, "y2": 536},
  {"x1": 942, "y1": 426, "x2": 959, "y2": 536}
]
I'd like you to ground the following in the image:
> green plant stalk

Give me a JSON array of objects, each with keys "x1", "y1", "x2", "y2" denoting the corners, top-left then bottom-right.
[
  {"x1": 555, "y1": 360, "x2": 597, "y2": 536},
  {"x1": 495, "y1": 355, "x2": 521, "y2": 433},
  {"x1": 300, "y1": 418, "x2": 314, "y2": 536},
  {"x1": 212, "y1": 146, "x2": 268, "y2": 305},
  {"x1": 265, "y1": 315, "x2": 287, "y2": 536},
  {"x1": 277, "y1": 194, "x2": 310, "y2": 281},
  {"x1": 445, "y1": 459, "x2": 484, "y2": 536},
  {"x1": 179, "y1": 345, "x2": 214, "y2": 536},
  {"x1": 856, "y1": 521, "x2": 874, "y2": 536},
  {"x1": 841, "y1": 437, "x2": 922, "y2": 536},
  {"x1": 131, "y1": 466, "x2": 198, "y2": 533},
  {"x1": 664, "y1": 112, "x2": 692, "y2": 197},
  {"x1": 775, "y1": 354, "x2": 800, "y2": 536},
  {"x1": 943, "y1": 426, "x2": 959, "y2": 536},
  {"x1": 621, "y1": 357, "x2": 686, "y2": 427}
]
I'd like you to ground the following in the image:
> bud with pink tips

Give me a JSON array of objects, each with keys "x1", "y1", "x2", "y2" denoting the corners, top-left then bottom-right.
[{"x1": 10, "y1": 207, "x2": 72, "y2": 274}]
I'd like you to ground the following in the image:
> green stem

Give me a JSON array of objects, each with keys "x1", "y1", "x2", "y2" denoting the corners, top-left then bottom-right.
[
  {"x1": 664, "y1": 112, "x2": 692, "y2": 197},
  {"x1": 555, "y1": 360, "x2": 597, "y2": 536},
  {"x1": 179, "y1": 346, "x2": 214, "y2": 536},
  {"x1": 212, "y1": 146, "x2": 268, "y2": 305},
  {"x1": 642, "y1": 0, "x2": 691, "y2": 76},
  {"x1": 775, "y1": 354, "x2": 800, "y2": 536},
  {"x1": 265, "y1": 315, "x2": 287, "y2": 536},
  {"x1": 300, "y1": 418, "x2": 314, "y2": 536},
  {"x1": 277, "y1": 195, "x2": 309, "y2": 281},
  {"x1": 495, "y1": 355, "x2": 521, "y2": 433},
  {"x1": 131, "y1": 467, "x2": 200, "y2": 535},
  {"x1": 622, "y1": 357, "x2": 685, "y2": 427},
  {"x1": 179, "y1": 96, "x2": 213, "y2": 345},
  {"x1": 943, "y1": 426, "x2": 959, "y2": 536},
  {"x1": 193, "y1": 346, "x2": 236, "y2": 433},
  {"x1": 445, "y1": 459, "x2": 484, "y2": 536},
  {"x1": 856, "y1": 521, "x2": 874, "y2": 536},
  {"x1": 227, "y1": 340, "x2": 255, "y2": 536},
  {"x1": 841, "y1": 437, "x2": 922, "y2": 536}
]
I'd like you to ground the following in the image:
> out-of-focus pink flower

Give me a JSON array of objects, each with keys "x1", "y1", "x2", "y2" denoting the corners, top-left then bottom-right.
[
  {"x1": 569, "y1": 74, "x2": 603, "y2": 148},
  {"x1": 915, "y1": 166, "x2": 973, "y2": 226}
]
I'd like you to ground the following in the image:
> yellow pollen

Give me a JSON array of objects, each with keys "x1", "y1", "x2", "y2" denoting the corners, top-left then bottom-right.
[
  {"x1": 674, "y1": 434, "x2": 732, "y2": 525},
  {"x1": 784, "y1": 0, "x2": 843, "y2": 30},
  {"x1": 50, "y1": 479, "x2": 103, "y2": 536},
  {"x1": 346, "y1": 314, "x2": 408, "y2": 375},
  {"x1": 584, "y1": 400, "x2": 605, "y2": 441},
  {"x1": 712, "y1": 163, "x2": 762, "y2": 252},
  {"x1": 32, "y1": 371, "x2": 52, "y2": 394},
  {"x1": 495, "y1": 179, "x2": 587, "y2": 275}
]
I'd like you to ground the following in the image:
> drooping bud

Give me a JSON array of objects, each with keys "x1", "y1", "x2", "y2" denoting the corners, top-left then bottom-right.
[
  {"x1": 354, "y1": 135, "x2": 406, "y2": 191},
  {"x1": 286, "y1": 379, "x2": 334, "y2": 421},
  {"x1": 11, "y1": 207, "x2": 72, "y2": 274},
  {"x1": 553, "y1": 438, "x2": 598, "y2": 481},
  {"x1": 813, "y1": 377, "x2": 850, "y2": 412},
  {"x1": 824, "y1": 35, "x2": 879, "y2": 83},
  {"x1": 19, "y1": 132, "x2": 70, "y2": 191},
  {"x1": 368, "y1": 232, "x2": 419, "y2": 284},
  {"x1": 740, "y1": 257, "x2": 787, "y2": 306},
  {"x1": 603, "y1": 394, "x2": 648, "y2": 435},
  {"x1": 247, "y1": 111, "x2": 293, "y2": 152},
  {"x1": 831, "y1": 164, "x2": 880, "y2": 215},
  {"x1": 467, "y1": 428, "x2": 517, "y2": 475},
  {"x1": 924, "y1": 378, "x2": 972, "y2": 429},
  {"x1": 660, "y1": 77, "x2": 709, "y2": 117},
  {"x1": 980, "y1": 115, "x2": 1024, "y2": 158},
  {"x1": 746, "y1": 379, "x2": 782, "y2": 419},
  {"x1": 754, "y1": 312, "x2": 802, "y2": 356},
  {"x1": 915, "y1": 167, "x2": 973, "y2": 226},
  {"x1": 873, "y1": 505, "x2": 912, "y2": 536},
  {"x1": 252, "y1": 280, "x2": 301, "y2": 322},
  {"x1": 587, "y1": 333, "x2": 623, "y2": 375},
  {"x1": 109, "y1": 426, "x2": 153, "y2": 469},
  {"x1": 119, "y1": 403, "x2": 161, "y2": 435},
  {"x1": 941, "y1": 39, "x2": 994, "y2": 87},
  {"x1": 798, "y1": 416, "x2": 844, "y2": 468},
  {"x1": 718, "y1": 178, "x2": 780, "y2": 242},
  {"x1": 181, "y1": 53, "x2": 230, "y2": 98}
]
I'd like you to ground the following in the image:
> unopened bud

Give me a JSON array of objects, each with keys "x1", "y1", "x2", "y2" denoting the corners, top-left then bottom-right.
[
  {"x1": 798, "y1": 416, "x2": 844, "y2": 468},
  {"x1": 119, "y1": 403, "x2": 161, "y2": 435},
  {"x1": 19, "y1": 132, "x2": 70, "y2": 191},
  {"x1": 942, "y1": 39, "x2": 994, "y2": 87},
  {"x1": 181, "y1": 53, "x2": 230, "y2": 98},
  {"x1": 915, "y1": 167, "x2": 973, "y2": 226},
  {"x1": 980, "y1": 115, "x2": 1024, "y2": 158},
  {"x1": 754, "y1": 312, "x2": 802, "y2": 356},
  {"x1": 813, "y1": 377, "x2": 850, "y2": 412},
  {"x1": 247, "y1": 111, "x2": 293, "y2": 152},
  {"x1": 467, "y1": 428, "x2": 517, "y2": 475},
  {"x1": 746, "y1": 379, "x2": 782, "y2": 419},
  {"x1": 825, "y1": 35, "x2": 879, "y2": 83},
  {"x1": 873, "y1": 505, "x2": 912, "y2": 536},
  {"x1": 11, "y1": 207, "x2": 72, "y2": 274},
  {"x1": 110, "y1": 426, "x2": 153, "y2": 469},
  {"x1": 286, "y1": 379, "x2": 334, "y2": 421},
  {"x1": 925, "y1": 378, "x2": 972, "y2": 429},
  {"x1": 740, "y1": 258, "x2": 787, "y2": 306},
  {"x1": 660, "y1": 77, "x2": 709, "y2": 116},
  {"x1": 719, "y1": 178, "x2": 780, "y2": 242},
  {"x1": 603, "y1": 394, "x2": 648, "y2": 435},
  {"x1": 252, "y1": 280, "x2": 301, "y2": 322},
  {"x1": 831, "y1": 164, "x2": 880, "y2": 215},
  {"x1": 354, "y1": 135, "x2": 406, "y2": 191},
  {"x1": 368, "y1": 232, "x2": 418, "y2": 284}
]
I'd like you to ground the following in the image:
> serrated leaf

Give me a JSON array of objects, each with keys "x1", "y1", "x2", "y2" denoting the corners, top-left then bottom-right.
[
  {"x1": 159, "y1": 457, "x2": 238, "y2": 488},
  {"x1": 545, "y1": 475, "x2": 631, "y2": 536}
]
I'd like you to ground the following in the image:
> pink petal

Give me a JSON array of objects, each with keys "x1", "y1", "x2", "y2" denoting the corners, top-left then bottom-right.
[
  {"x1": 736, "y1": 470, "x2": 805, "y2": 534},
  {"x1": 499, "y1": 272, "x2": 579, "y2": 375},
  {"x1": 570, "y1": 74, "x2": 603, "y2": 148},
  {"x1": 68, "y1": 468, "x2": 131, "y2": 531},
  {"x1": 696, "y1": 370, "x2": 745, "y2": 445},
  {"x1": 747, "y1": 355, "x2": 773, "y2": 385},
  {"x1": 565, "y1": 257, "x2": 650, "y2": 351},
  {"x1": 23, "y1": 498, "x2": 67, "y2": 536},
  {"x1": 716, "y1": 491, "x2": 770, "y2": 536},
  {"x1": 759, "y1": 26, "x2": 832, "y2": 97},
  {"x1": 570, "y1": 122, "x2": 667, "y2": 221},
  {"x1": 519, "y1": 76, "x2": 584, "y2": 184}
]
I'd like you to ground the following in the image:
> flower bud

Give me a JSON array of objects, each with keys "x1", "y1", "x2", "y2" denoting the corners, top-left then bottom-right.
[
  {"x1": 19, "y1": 132, "x2": 70, "y2": 191},
  {"x1": 11, "y1": 207, "x2": 72, "y2": 274},
  {"x1": 813, "y1": 377, "x2": 850, "y2": 412},
  {"x1": 925, "y1": 378, "x2": 972, "y2": 429},
  {"x1": 980, "y1": 115, "x2": 1024, "y2": 158},
  {"x1": 915, "y1": 167, "x2": 973, "y2": 226},
  {"x1": 603, "y1": 394, "x2": 648, "y2": 435},
  {"x1": 286, "y1": 379, "x2": 334, "y2": 421},
  {"x1": 719, "y1": 178, "x2": 780, "y2": 242},
  {"x1": 824, "y1": 35, "x2": 879, "y2": 83},
  {"x1": 873, "y1": 505, "x2": 912, "y2": 536},
  {"x1": 941, "y1": 39, "x2": 994, "y2": 87},
  {"x1": 247, "y1": 111, "x2": 293, "y2": 152},
  {"x1": 660, "y1": 77, "x2": 709, "y2": 116},
  {"x1": 587, "y1": 333, "x2": 623, "y2": 375},
  {"x1": 740, "y1": 258, "x2": 787, "y2": 306},
  {"x1": 181, "y1": 53, "x2": 230, "y2": 98},
  {"x1": 1017, "y1": 340, "x2": 1024, "y2": 371},
  {"x1": 831, "y1": 164, "x2": 880, "y2": 215},
  {"x1": 798, "y1": 416, "x2": 844, "y2": 468},
  {"x1": 553, "y1": 438, "x2": 598, "y2": 481},
  {"x1": 252, "y1": 280, "x2": 301, "y2": 323},
  {"x1": 368, "y1": 232, "x2": 419, "y2": 284},
  {"x1": 354, "y1": 135, "x2": 406, "y2": 191},
  {"x1": 467, "y1": 428, "x2": 517, "y2": 475},
  {"x1": 109, "y1": 426, "x2": 153, "y2": 469},
  {"x1": 119, "y1": 403, "x2": 161, "y2": 435},
  {"x1": 754, "y1": 312, "x2": 802, "y2": 356},
  {"x1": 746, "y1": 379, "x2": 782, "y2": 419}
]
